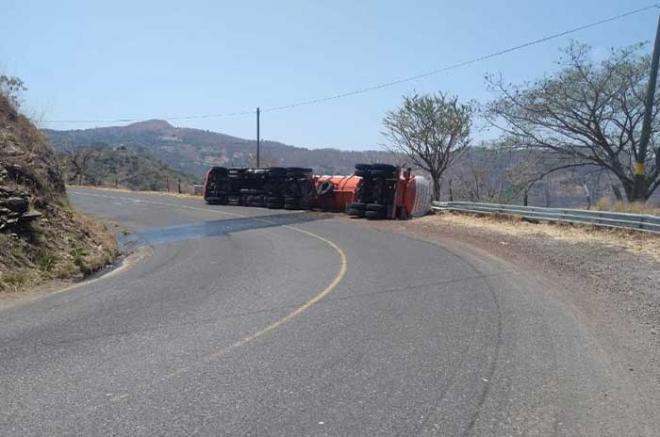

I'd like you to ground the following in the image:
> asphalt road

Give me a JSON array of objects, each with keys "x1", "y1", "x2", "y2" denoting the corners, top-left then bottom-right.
[{"x1": 0, "y1": 188, "x2": 654, "y2": 436}]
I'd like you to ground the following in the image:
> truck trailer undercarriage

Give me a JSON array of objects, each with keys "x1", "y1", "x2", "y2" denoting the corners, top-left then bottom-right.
[{"x1": 204, "y1": 164, "x2": 431, "y2": 219}]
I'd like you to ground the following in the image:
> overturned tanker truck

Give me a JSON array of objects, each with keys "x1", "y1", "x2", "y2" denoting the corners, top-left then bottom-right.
[{"x1": 203, "y1": 163, "x2": 431, "y2": 219}]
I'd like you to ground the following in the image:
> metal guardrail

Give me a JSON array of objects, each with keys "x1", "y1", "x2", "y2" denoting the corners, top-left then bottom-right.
[{"x1": 431, "y1": 201, "x2": 660, "y2": 234}]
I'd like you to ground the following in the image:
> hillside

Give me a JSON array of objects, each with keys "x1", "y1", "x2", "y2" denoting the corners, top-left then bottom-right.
[
  {"x1": 58, "y1": 144, "x2": 200, "y2": 192},
  {"x1": 43, "y1": 119, "x2": 658, "y2": 208},
  {"x1": 0, "y1": 94, "x2": 117, "y2": 292},
  {"x1": 43, "y1": 120, "x2": 398, "y2": 177}
]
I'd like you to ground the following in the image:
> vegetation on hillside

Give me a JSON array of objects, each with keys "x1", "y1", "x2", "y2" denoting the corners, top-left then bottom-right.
[
  {"x1": 58, "y1": 144, "x2": 200, "y2": 192},
  {"x1": 0, "y1": 78, "x2": 117, "y2": 292},
  {"x1": 43, "y1": 120, "x2": 400, "y2": 177}
]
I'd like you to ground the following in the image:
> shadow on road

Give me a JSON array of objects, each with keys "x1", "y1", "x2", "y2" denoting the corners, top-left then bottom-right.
[{"x1": 129, "y1": 211, "x2": 335, "y2": 246}]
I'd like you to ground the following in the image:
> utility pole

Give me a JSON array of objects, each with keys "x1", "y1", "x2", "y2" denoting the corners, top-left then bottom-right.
[
  {"x1": 256, "y1": 107, "x2": 261, "y2": 168},
  {"x1": 634, "y1": 12, "x2": 660, "y2": 201}
]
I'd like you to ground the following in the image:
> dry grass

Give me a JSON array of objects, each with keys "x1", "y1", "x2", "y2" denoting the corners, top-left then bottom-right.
[
  {"x1": 0, "y1": 208, "x2": 118, "y2": 293},
  {"x1": 426, "y1": 211, "x2": 660, "y2": 263},
  {"x1": 593, "y1": 198, "x2": 660, "y2": 215}
]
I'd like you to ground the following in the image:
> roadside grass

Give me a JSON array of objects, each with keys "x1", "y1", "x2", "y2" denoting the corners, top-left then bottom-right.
[
  {"x1": 427, "y1": 210, "x2": 660, "y2": 262},
  {"x1": 0, "y1": 208, "x2": 118, "y2": 293},
  {"x1": 593, "y1": 198, "x2": 660, "y2": 215}
]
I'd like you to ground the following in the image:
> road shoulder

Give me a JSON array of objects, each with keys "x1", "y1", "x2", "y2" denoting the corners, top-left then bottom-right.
[{"x1": 360, "y1": 212, "x2": 660, "y2": 428}]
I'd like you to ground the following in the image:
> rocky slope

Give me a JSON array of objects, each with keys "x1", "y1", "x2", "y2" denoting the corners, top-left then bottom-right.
[{"x1": 0, "y1": 94, "x2": 117, "y2": 292}]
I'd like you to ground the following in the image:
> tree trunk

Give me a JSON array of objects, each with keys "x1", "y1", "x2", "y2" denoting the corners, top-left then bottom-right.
[
  {"x1": 582, "y1": 183, "x2": 591, "y2": 210},
  {"x1": 620, "y1": 174, "x2": 650, "y2": 203},
  {"x1": 543, "y1": 177, "x2": 551, "y2": 207},
  {"x1": 431, "y1": 175, "x2": 441, "y2": 201}
]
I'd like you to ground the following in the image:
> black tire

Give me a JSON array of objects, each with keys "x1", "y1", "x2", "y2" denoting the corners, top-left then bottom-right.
[
  {"x1": 371, "y1": 163, "x2": 397, "y2": 172},
  {"x1": 266, "y1": 196, "x2": 284, "y2": 209},
  {"x1": 240, "y1": 188, "x2": 263, "y2": 194},
  {"x1": 355, "y1": 163, "x2": 372, "y2": 171},
  {"x1": 267, "y1": 167, "x2": 287, "y2": 177},
  {"x1": 369, "y1": 169, "x2": 390, "y2": 177},
  {"x1": 348, "y1": 202, "x2": 367, "y2": 211},
  {"x1": 209, "y1": 167, "x2": 229, "y2": 178},
  {"x1": 366, "y1": 203, "x2": 386, "y2": 212},
  {"x1": 365, "y1": 210, "x2": 386, "y2": 220},
  {"x1": 248, "y1": 195, "x2": 266, "y2": 207},
  {"x1": 286, "y1": 167, "x2": 313, "y2": 177},
  {"x1": 354, "y1": 169, "x2": 370, "y2": 178},
  {"x1": 347, "y1": 207, "x2": 365, "y2": 217},
  {"x1": 205, "y1": 195, "x2": 228, "y2": 205}
]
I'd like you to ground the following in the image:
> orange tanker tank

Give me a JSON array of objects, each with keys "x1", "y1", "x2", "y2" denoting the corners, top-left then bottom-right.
[{"x1": 312, "y1": 175, "x2": 362, "y2": 211}]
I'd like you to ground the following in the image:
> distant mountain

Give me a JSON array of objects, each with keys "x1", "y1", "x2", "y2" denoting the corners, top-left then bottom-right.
[{"x1": 43, "y1": 120, "x2": 398, "y2": 177}]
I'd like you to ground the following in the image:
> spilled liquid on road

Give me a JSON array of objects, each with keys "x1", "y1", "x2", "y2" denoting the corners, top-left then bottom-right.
[{"x1": 130, "y1": 211, "x2": 331, "y2": 246}]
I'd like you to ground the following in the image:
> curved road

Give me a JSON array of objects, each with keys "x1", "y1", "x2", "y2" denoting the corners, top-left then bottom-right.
[{"x1": 0, "y1": 188, "x2": 653, "y2": 436}]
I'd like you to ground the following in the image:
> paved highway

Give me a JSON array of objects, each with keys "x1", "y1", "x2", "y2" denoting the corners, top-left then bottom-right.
[{"x1": 0, "y1": 188, "x2": 654, "y2": 436}]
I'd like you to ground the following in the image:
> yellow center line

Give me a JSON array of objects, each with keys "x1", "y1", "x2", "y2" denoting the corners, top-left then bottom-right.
[{"x1": 70, "y1": 190, "x2": 348, "y2": 380}]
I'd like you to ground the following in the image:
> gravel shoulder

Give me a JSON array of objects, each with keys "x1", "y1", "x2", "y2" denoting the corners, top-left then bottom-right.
[{"x1": 363, "y1": 211, "x2": 660, "y2": 415}]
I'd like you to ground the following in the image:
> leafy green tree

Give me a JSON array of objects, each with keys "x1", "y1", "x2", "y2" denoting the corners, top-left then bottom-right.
[{"x1": 383, "y1": 93, "x2": 473, "y2": 200}]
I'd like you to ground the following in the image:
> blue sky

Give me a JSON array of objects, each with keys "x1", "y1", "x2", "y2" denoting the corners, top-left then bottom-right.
[{"x1": 1, "y1": 0, "x2": 658, "y2": 150}]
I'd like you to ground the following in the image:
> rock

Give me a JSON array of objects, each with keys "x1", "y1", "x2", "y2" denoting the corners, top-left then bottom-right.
[
  {"x1": 1, "y1": 196, "x2": 28, "y2": 213},
  {"x1": 20, "y1": 210, "x2": 42, "y2": 221}
]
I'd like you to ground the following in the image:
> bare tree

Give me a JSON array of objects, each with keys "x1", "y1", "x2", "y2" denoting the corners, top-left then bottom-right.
[
  {"x1": 486, "y1": 42, "x2": 660, "y2": 202},
  {"x1": 382, "y1": 92, "x2": 473, "y2": 200},
  {"x1": 451, "y1": 146, "x2": 546, "y2": 204},
  {"x1": 63, "y1": 148, "x2": 98, "y2": 185}
]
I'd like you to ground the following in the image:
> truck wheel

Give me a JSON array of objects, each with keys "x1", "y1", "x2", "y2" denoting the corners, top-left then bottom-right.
[
  {"x1": 365, "y1": 210, "x2": 386, "y2": 220},
  {"x1": 355, "y1": 163, "x2": 372, "y2": 171},
  {"x1": 266, "y1": 196, "x2": 284, "y2": 209},
  {"x1": 267, "y1": 167, "x2": 287, "y2": 177},
  {"x1": 347, "y1": 208, "x2": 366, "y2": 217},
  {"x1": 348, "y1": 202, "x2": 367, "y2": 211},
  {"x1": 354, "y1": 169, "x2": 370, "y2": 178},
  {"x1": 369, "y1": 169, "x2": 392, "y2": 177},
  {"x1": 284, "y1": 197, "x2": 301, "y2": 209},
  {"x1": 371, "y1": 164, "x2": 397, "y2": 172},
  {"x1": 366, "y1": 203, "x2": 386, "y2": 212}
]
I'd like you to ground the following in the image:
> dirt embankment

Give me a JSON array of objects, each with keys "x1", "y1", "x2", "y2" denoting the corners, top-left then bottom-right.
[{"x1": 0, "y1": 94, "x2": 117, "y2": 293}]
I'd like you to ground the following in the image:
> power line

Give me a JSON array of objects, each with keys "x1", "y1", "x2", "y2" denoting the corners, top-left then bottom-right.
[
  {"x1": 262, "y1": 3, "x2": 660, "y2": 113},
  {"x1": 44, "y1": 3, "x2": 659, "y2": 124}
]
